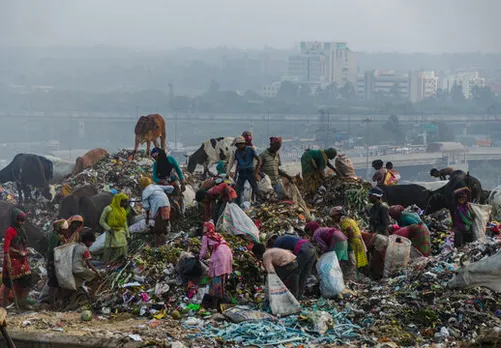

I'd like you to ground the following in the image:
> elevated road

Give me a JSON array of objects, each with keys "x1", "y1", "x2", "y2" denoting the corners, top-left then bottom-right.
[{"x1": 1, "y1": 111, "x2": 501, "y2": 125}]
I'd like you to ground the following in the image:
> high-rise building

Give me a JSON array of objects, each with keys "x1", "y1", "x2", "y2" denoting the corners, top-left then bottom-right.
[
  {"x1": 440, "y1": 71, "x2": 486, "y2": 99},
  {"x1": 409, "y1": 71, "x2": 438, "y2": 103},
  {"x1": 356, "y1": 70, "x2": 409, "y2": 101},
  {"x1": 287, "y1": 41, "x2": 356, "y2": 86}
]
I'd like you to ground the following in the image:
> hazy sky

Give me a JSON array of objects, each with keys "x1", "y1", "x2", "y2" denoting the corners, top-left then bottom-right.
[{"x1": 1, "y1": 0, "x2": 499, "y2": 53}]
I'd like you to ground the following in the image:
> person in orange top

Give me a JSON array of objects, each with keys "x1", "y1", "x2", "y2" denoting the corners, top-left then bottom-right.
[
  {"x1": 196, "y1": 181, "x2": 237, "y2": 222},
  {"x1": 2, "y1": 209, "x2": 32, "y2": 308}
]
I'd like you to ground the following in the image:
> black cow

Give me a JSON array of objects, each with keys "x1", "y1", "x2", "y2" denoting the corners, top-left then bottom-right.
[
  {"x1": 187, "y1": 137, "x2": 234, "y2": 176},
  {"x1": 0, "y1": 202, "x2": 48, "y2": 255},
  {"x1": 60, "y1": 192, "x2": 137, "y2": 232},
  {"x1": 0, "y1": 154, "x2": 53, "y2": 201},
  {"x1": 379, "y1": 184, "x2": 433, "y2": 209},
  {"x1": 424, "y1": 172, "x2": 483, "y2": 220},
  {"x1": 58, "y1": 185, "x2": 99, "y2": 219}
]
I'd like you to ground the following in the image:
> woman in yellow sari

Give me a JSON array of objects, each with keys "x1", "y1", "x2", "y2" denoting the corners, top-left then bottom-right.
[
  {"x1": 300, "y1": 148, "x2": 337, "y2": 194},
  {"x1": 100, "y1": 193, "x2": 130, "y2": 263},
  {"x1": 330, "y1": 206, "x2": 368, "y2": 272}
]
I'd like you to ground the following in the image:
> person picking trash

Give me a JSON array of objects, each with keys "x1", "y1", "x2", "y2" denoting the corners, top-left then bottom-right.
[
  {"x1": 305, "y1": 221, "x2": 349, "y2": 265},
  {"x1": 252, "y1": 243, "x2": 299, "y2": 298},
  {"x1": 266, "y1": 234, "x2": 317, "y2": 299},
  {"x1": 368, "y1": 187, "x2": 391, "y2": 236},
  {"x1": 139, "y1": 177, "x2": 175, "y2": 246},
  {"x1": 199, "y1": 220, "x2": 233, "y2": 311},
  {"x1": 72, "y1": 231, "x2": 102, "y2": 286},
  {"x1": 100, "y1": 193, "x2": 130, "y2": 263},
  {"x1": 300, "y1": 148, "x2": 337, "y2": 194}
]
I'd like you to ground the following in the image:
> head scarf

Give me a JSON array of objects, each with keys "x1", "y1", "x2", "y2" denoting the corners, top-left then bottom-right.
[
  {"x1": 242, "y1": 131, "x2": 253, "y2": 146},
  {"x1": 216, "y1": 161, "x2": 226, "y2": 175},
  {"x1": 11, "y1": 208, "x2": 26, "y2": 227},
  {"x1": 203, "y1": 220, "x2": 224, "y2": 242},
  {"x1": 329, "y1": 206, "x2": 343, "y2": 217},
  {"x1": 305, "y1": 221, "x2": 320, "y2": 233},
  {"x1": 454, "y1": 187, "x2": 470, "y2": 199},
  {"x1": 270, "y1": 137, "x2": 282, "y2": 146},
  {"x1": 107, "y1": 193, "x2": 128, "y2": 230},
  {"x1": 139, "y1": 177, "x2": 152, "y2": 189},
  {"x1": 53, "y1": 219, "x2": 69, "y2": 232},
  {"x1": 389, "y1": 205, "x2": 404, "y2": 220},
  {"x1": 154, "y1": 148, "x2": 172, "y2": 179},
  {"x1": 369, "y1": 187, "x2": 384, "y2": 198},
  {"x1": 324, "y1": 148, "x2": 337, "y2": 159},
  {"x1": 68, "y1": 215, "x2": 84, "y2": 225},
  {"x1": 150, "y1": 147, "x2": 160, "y2": 157}
]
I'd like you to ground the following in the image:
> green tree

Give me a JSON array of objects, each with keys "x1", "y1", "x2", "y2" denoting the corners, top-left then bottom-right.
[
  {"x1": 382, "y1": 114, "x2": 405, "y2": 144},
  {"x1": 339, "y1": 81, "x2": 357, "y2": 101},
  {"x1": 450, "y1": 83, "x2": 465, "y2": 103}
]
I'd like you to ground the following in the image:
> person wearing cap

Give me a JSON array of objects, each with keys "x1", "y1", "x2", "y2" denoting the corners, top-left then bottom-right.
[
  {"x1": 330, "y1": 207, "x2": 368, "y2": 274},
  {"x1": 46, "y1": 219, "x2": 69, "y2": 308},
  {"x1": 2, "y1": 209, "x2": 32, "y2": 308},
  {"x1": 300, "y1": 148, "x2": 337, "y2": 194},
  {"x1": 368, "y1": 187, "x2": 390, "y2": 236},
  {"x1": 266, "y1": 234, "x2": 317, "y2": 299},
  {"x1": 256, "y1": 137, "x2": 291, "y2": 200},
  {"x1": 139, "y1": 177, "x2": 176, "y2": 246},
  {"x1": 228, "y1": 136, "x2": 263, "y2": 206},
  {"x1": 453, "y1": 187, "x2": 476, "y2": 247}
]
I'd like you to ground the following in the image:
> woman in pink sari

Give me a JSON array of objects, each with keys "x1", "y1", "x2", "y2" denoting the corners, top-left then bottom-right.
[{"x1": 199, "y1": 220, "x2": 233, "y2": 310}]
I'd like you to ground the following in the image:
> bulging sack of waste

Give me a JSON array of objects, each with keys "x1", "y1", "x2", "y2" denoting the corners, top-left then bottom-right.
[
  {"x1": 183, "y1": 185, "x2": 196, "y2": 208},
  {"x1": 223, "y1": 305, "x2": 277, "y2": 323},
  {"x1": 216, "y1": 203, "x2": 260, "y2": 243},
  {"x1": 470, "y1": 203, "x2": 491, "y2": 242},
  {"x1": 384, "y1": 235, "x2": 411, "y2": 278},
  {"x1": 258, "y1": 174, "x2": 274, "y2": 195},
  {"x1": 448, "y1": 250, "x2": 501, "y2": 293},
  {"x1": 316, "y1": 251, "x2": 346, "y2": 298},
  {"x1": 129, "y1": 219, "x2": 149, "y2": 234},
  {"x1": 54, "y1": 243, "x2": 78, "y2": 290},
  {"x1": 89, "y1": 233, "x2": 106, "y2": 255},
  {"x1": 266, "y1": 273, "x2": 301, "y2": 317}
]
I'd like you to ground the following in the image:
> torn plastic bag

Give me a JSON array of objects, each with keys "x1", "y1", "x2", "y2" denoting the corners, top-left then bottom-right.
[
  {"x1": 470, "y1": 203, "x2": 491, "y2": 241},
  {"x1": 183, "y1": 185, "x2": 196, "y2": 208},
  {"x1": 384, "y1": 235, "x2": 411, "y2": 278},
  {"x1": 223, "y1": 305, "x2": 277, "y2": 323},
  {"x1": 217, "y1": 203, "x2": 260, "y2": 243},
  {"x1": 54, "y1": 242, "x2": 77, "y2": 290},
  {"x1": 266, "y1": 272, "x2": 301, "y2": 317},
  {"x1": 89, "y1": 233, "x2": 106, "y2": 255},
  {"x1": 129, "y1": 219, "x2": 150, "y2": 234},
  {"x1": 316, "y1": 251, "x2": 346, "y2": 298}
]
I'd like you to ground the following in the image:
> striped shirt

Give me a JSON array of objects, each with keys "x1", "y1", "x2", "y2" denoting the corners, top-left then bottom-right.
[{"x1": 259, "y1": 149, "x2": 282, "y2": 185}]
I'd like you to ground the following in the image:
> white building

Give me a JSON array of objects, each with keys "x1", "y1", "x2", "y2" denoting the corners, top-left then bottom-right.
[
  {"x1": 409, "y1": 71, "x2": 438, "y2": 103},
  {"x1": 356, "y1": 70, "x2": 409, "y2": 101},
  {"x1": 260, "y1": 82, "x2": 281, "y2": 98},
  {"x1": 440, "y1": 71, "x2": 486, "y2": 99},
  {"x1": 287, "y1": 41, "x2": 357, "y2": 86}
]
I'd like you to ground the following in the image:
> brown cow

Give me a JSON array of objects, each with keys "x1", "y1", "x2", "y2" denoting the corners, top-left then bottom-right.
[
  {"x1": 72, "y1": 148, "x2": 109, "y2": 175},
  {"x1": 133, "y1": 114, "x2": 166, "y2": 158}
]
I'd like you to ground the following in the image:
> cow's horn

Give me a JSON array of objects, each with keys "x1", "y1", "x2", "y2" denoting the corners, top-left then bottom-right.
[{"x1": 459, "y1": 254, "x2": 468, "y2": 267}]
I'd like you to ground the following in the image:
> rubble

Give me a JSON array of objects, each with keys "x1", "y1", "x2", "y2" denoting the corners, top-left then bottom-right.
[{"x1": 0, "y1": 149, "x2": 500, "y2": 346}]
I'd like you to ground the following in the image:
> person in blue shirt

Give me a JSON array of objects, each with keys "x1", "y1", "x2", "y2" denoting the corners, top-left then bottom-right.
[
  {"x1": 229, "y1": 136, "x2": 263, "y2": 206},
  {"x1": 150, "y1": 148, "x2": 186, "y2": 191}
]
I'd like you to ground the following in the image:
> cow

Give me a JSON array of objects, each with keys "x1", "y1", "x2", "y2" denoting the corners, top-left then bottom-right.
[
  {"x1": 379, "y1": 184, "x2": 433, "y2": 210},
  {"x1": 187, "y1": 137, "x2": 234, "y2": 176},
  {"x1": 41, "y1": 155, "x2": 75, "y2": 183},
  {"x1": 58, "y1": 185, "x2": 99, "y2": 218},
  {"x1": 133, "y1": 114, "x2": 166, "y2": 158},
  {"x1": 72, "y1": 148, "x2": 109, "y2": 175},
  {"x1": 0, "y1": 202, "x2": 48, "y2": 255},
  {"x1": 0, "y1": 154, "x2": 53, "y2": 202},
  {"x1": 447, "y1": 251, "x2": 501, "y2": 293},
  {"x1": 423, "y1": 172, "x2": 483, "y2": 220}
]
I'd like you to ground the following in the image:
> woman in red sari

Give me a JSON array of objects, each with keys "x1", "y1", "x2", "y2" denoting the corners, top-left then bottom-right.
[{"x1": 2, "y1": 209, "x2": 32, "y2": 308}]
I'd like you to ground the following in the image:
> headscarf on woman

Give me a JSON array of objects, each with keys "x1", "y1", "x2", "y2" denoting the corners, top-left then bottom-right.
[
  {"x1": 10, "y1": 209, "x2": 27, "y2": 245},
  {"x1": 203, "y1": 220, "x2": 224, "y2": 242},
  {"x1": 151, "y1": 148, "x2": 172, "y2": 179},
  {"x1": 107, "y1": 193, "x2": 128, "y2": 230},
  {"x1": 389, "y1": 205, "x2": 405, "y2": 220},
  {"x1": 139, "y1": 177, "x2": 152, "y2": 190},
  {"x1": 323, "y1": 148, "x2": 337, "y2": 160},
  {"x1": 242, "y1": 131, "x2": 253, "y2": 147},
  {"x1": 216, "y1": 161, "x2": 226, "y2": 175},
  {"x1": 53, "y1": 219, "x2": 69, "y2": 232},
  {"x1": 305, "y1": 221, "x2": 320, "y2": 234}
]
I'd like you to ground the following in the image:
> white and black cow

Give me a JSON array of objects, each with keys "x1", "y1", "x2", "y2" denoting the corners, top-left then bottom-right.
[{"x1": 187, "y1": 137, "x2": 234, "y2": 176}]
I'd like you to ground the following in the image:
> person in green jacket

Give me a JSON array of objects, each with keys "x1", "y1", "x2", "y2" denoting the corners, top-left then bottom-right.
[{"x1": 300, "y1": 148, "x2": 337, "y2": 194}]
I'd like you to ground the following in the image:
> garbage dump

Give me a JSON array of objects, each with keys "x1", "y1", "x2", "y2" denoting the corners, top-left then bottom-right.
[{"x1": 0, "y1": 149, "x2": 499, "y2": 347}]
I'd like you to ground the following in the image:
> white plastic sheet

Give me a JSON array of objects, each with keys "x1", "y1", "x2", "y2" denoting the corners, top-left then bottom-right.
[
  {"x1": 217, "y1": 203, "x2": 260, "y2": 243},
  {"x1": 266, "y1": 273, "x2": 301, "y2": 317},
  {"x1": 316, "y1": 251, "x2": 346, "y2": 298},
  {"x1": 54, "y1": 243, "x2": 77, "y2": 290}
]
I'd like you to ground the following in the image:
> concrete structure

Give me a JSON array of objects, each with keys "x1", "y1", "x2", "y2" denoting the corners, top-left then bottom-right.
[
  {"x1": 440, "y1": 71, "x2": 486, "y2": 99},
  {"x1": 287, "y1": 41, "x2": 356, "y2": 87},
  {"x1": 357, "y1": 70, "x2": 409, "y2": 101},
  {"x1": 410, "y1": 71, "x2": 438, "y2": 103},
  {"x1": 260, "y1": 82, "x2": 281, "y2": 98}
]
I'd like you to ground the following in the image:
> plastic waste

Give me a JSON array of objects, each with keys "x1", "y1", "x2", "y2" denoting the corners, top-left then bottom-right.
[
  {"x1": 266, "y1": 273, "x2": 301, "y2": 317},
  {"x1": 316, "y1": 251, "x2": 346, "y2": 298},
  {"x1": 384, "y1": 235, "x2": 411, "y2": 278}
]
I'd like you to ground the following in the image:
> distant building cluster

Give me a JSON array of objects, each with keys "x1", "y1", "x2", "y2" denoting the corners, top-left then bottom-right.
[{"x1": 258, "y1": 41, "x2": 487, "y2": 102}]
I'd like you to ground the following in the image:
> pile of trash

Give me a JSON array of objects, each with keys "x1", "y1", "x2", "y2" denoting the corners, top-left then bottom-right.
[
  {"x1": 248, "y1": 201, "x2": 308, "y2": 238},
  {"x1": 302, "y1": 176, "x2": 372, "y2": 220}
]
